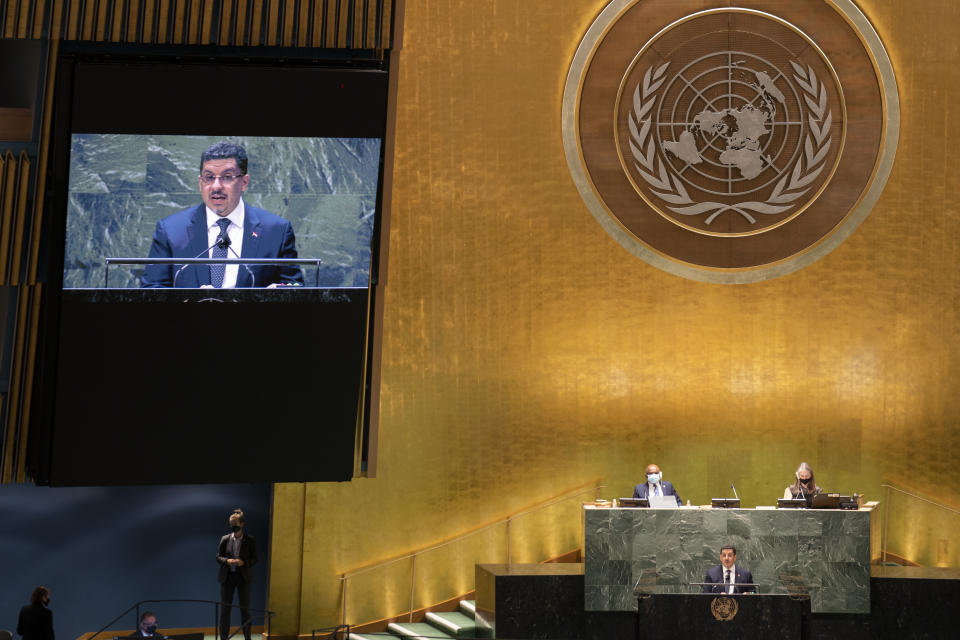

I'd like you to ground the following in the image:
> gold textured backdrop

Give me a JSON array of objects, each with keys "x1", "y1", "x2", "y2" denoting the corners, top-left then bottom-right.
[{"x1": 269, "y1": 0, "x2": 960, "y2": 632}]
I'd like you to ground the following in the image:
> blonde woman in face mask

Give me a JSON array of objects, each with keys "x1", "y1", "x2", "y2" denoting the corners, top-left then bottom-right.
[{"x1": 784, "y1": 462, "x2": 821, "y2": 500}]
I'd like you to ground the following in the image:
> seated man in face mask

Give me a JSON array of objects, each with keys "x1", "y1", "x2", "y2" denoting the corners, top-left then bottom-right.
[
  {"x1": 130, "y1": 612, "x2": 163, "y2": 639},
  {"x1": 633, "y1": 463, "x2": 682, "y2": 506}
]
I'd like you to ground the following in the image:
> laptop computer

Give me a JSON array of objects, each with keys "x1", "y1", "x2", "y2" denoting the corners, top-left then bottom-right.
[
  {"x1": 777, "y1": 498, "x2": 807, "y2": 509},
  {"x1": 649, "y1": 494, "x2": 679, "y2": 509},
  {"x1": 618, "y1": 497, "x2": 649, "y2": 508},
  {"x1": 810, "y1": 493, "x2": 842, "y2": 509},
  {"x1": 711, "y1": 498, "x2": 741, "y2": 509}
]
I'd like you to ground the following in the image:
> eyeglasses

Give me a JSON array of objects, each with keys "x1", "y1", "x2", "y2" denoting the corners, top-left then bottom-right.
[{"x1": 200, "y1": 173, "x2": 244, "y2": 185}]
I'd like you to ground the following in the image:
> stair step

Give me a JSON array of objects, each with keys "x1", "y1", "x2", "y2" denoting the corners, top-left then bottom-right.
[
  {"x1": 458, "y1": 600, "x2": 476, "y2": 616},
  {"x1": 387, "y1": 622, "x2": 454, "y2": 639},
  {"x1": 425, "y1": 611, "x2": 479, "y2": 638},
  {"x1": 346, "y1": 634, "x2": 389, "y2": 640}
]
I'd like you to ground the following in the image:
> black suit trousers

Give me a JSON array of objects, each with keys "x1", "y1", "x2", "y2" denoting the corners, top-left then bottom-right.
[{"x1": 220, "y1": 572, "x2": 252, "y2": 640}]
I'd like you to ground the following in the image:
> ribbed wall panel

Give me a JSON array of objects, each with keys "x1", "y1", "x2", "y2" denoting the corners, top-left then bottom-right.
[
  {"x1": 0, "y1": 151, "x2": 30, "y2": 286},
  {"x1": 0, "y1": 0, "x2": 395, "y2": 47},
  {"x1": 1, "y1": 282, "x2": 40, "y2": 483},
  {"x1": 0, "y1": 0, "x2": 396, "y2": 47},
  {"x1": 0, "y1": 150, "x2": 35, "y2": 484}
]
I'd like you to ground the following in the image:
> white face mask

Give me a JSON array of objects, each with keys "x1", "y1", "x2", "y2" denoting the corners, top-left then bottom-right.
[{"x1": 647, "y1": 473, "x2": 661, "y2": 484}]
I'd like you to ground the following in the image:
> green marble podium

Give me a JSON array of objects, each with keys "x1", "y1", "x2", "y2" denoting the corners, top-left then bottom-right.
[{"x1": 584, "y1": 505, "x2": 873, "y2": 614}]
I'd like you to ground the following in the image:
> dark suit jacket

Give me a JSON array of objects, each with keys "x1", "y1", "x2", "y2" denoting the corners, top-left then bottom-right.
[
  {"x1": 17, "y1": 602, "x2": 54, "y2": 640},
  {"x1": 218, "y1": 532, "x2": 258, "y2": 583},
  {"x1": 141, "y1": 203, "x2": 305, "y2": 288},
  {"x1": 632, "y1": 480, "x2": 682, "y2": 506},
  {"x1": 702, "y1": 565, "x2": 756, "y2": 594}
]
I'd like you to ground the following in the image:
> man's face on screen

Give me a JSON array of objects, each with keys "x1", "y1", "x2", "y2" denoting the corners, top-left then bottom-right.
[{"x1": 199, "y1": 158, "x2": 249, "y2": 216}]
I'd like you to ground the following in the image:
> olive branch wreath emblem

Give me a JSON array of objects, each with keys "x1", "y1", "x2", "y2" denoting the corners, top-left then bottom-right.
[{"x1": 628, "y1": 60, "x2": 832, "y2": 226}]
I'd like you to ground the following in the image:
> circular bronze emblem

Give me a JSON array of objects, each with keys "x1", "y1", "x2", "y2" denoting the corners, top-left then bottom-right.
[
  {"x1": 710, "y1": 595, "x2": 740, "y2": 621},
  {"x1": 563, "y1": 0, "x2": 898, "y2": 283}
]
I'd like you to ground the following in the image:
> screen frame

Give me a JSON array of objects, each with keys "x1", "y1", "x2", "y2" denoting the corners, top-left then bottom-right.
[{"x1": 30, "y1": 45, "x2": 392, "y2": 485}]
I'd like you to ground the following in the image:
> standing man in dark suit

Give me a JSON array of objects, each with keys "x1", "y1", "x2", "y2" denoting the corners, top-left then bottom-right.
[
  {"x1": 633, "y1": 463, "x2": 683, "y2": 506},
  {"x1": 218, "y1": 509, "x2": 258, "y2": 640},
  {"x1": 17, "y1": 586, "x2": 54, "y2": 640},
  {"x1": 141, "y1": 141, "x2": 304, "y2": 288},
  {"x1": 702, "y1": 545, "x2": 756, "y2": 594}
]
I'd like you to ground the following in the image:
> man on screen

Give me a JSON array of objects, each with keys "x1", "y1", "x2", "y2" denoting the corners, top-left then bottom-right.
[{"x1": 141, "y1": 142, "x2": 304, "y2": 288}]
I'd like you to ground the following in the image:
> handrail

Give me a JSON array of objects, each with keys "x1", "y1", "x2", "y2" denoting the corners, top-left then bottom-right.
[
  {"x1": 337, "y1": 479, "x2": 603, "y2": 625},
  {"x1": 879, "y1": 484, "x2": 960, "y2": 516},
  {"x1": 84, "y1": 599, "x2": 275, "y2": 640},
  {"x1": 339, "y1": 478, "x2": 603, "y2": 579},
  {"x1": 880, "y1": 483, "x2": 960, "y2": 565}
]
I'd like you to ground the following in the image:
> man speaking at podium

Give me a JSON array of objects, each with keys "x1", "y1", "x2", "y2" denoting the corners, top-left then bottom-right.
[
  {"x1": 702, "y1": 545, "x2": 756, "y2": 594},
  {"x1": 141, "y1": 142, "x2": 304, "y2": 288}
]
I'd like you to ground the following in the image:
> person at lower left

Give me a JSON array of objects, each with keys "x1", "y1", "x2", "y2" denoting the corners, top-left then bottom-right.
[
  {"x1": 17, "y1": 586, "x2": 54, "y2": 640},
  {"x1": 702, "y1": 545, "x2": 756, "y2": 594}
]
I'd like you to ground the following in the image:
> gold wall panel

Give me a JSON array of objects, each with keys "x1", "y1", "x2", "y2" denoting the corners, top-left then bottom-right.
[{"x1": 238, "y1": 0, "x2": 954, "y2": 632}]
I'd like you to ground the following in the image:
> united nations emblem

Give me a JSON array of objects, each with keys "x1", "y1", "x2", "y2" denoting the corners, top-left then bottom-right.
[
  {"x1": 710, "y1": 596, "x2": 739, "y2": 621},
  {"x1": 563, "y1": 0, "x2": 898, "y2": 283}
]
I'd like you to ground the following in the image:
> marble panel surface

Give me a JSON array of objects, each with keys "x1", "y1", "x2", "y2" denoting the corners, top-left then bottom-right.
[{"x1": 584, "y1": 506, "x2": 871, "y2": 614}]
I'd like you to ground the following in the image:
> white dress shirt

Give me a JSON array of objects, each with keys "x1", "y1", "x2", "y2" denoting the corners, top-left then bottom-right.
[
  {"x1": 206, "y1": 200, "x2": 245, "y2": 288},
  {"x1": 723, "y1": 564, "x2": 737, "y2": 594}
]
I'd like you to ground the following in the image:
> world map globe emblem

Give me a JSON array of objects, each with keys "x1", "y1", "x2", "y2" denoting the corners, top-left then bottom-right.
[
  {"x1": 661, "y1": 54, "x2": 798, "y2": 189},
  {"x1": 615, "y1": 12, "x2": 845, "y2": 237},
  {"x1": 565, "y1": 2, "x2": 897, "y2": 281}
]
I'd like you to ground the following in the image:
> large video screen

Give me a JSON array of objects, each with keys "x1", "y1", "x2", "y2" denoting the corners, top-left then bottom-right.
[
  {"x1": 30, "y1": 54, "x2": 390, "y2": 485},
  {"x1": 65, "y1": 134, "x2": 382, "y2": 289}
]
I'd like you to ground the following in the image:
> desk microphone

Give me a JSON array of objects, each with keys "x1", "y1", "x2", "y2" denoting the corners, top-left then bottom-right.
[
  {"x1": 171, "y1": 227, "x2": 254, "y2": 287},
  {"x1": 173, "y1": 241, "x2": 222, "y2": 288},
  {"x1": 221, "y1": 236, "x2": 256, "y2": 288},
  {"x1": 796, "y1": 472, "x2": 807, "y2": 500},
  {"x1": 731, "y1": 483, "x2": 740, "y2": 501}
]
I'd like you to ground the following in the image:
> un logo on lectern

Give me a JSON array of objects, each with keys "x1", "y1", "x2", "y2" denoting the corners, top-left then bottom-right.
[
  {"x1": 710, "y1": 596, "x2": 739, "y2": 621},
  {"x1": 563, "y1": 0, "x2": 898, "y2": 283}
]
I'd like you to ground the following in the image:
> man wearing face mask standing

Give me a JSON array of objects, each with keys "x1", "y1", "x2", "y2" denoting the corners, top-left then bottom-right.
[
  {"x1": 633, "y1": 463, "x2": 683, "y2": 506},
  {"x1": 783, "y1": 462, "x2": 822, "y2": 502},
  {"x1": 130, "y1": 612, "x2": 163, "y2": 639},
  {"x1": 218, "y1": 509, "x2": 258, "y2": 640}
]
